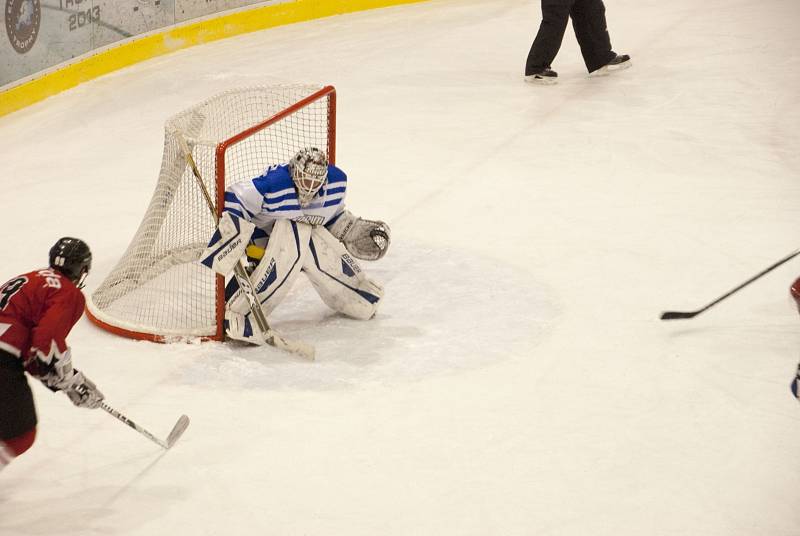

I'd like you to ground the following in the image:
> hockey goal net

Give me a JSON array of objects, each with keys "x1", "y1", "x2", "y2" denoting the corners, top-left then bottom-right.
[{"x1": 86, "y1": 85, "x2": 337, "y2": 341}]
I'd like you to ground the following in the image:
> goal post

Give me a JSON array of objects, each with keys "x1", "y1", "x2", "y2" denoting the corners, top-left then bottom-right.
[{"x1": 86, "y1": 85, "x2": 337, "y2": 342}]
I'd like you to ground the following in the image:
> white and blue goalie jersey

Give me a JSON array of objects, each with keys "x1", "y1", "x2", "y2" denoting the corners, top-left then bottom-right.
[{"x1": 223, "y1": 163, "x2": 347, "y2": 247}]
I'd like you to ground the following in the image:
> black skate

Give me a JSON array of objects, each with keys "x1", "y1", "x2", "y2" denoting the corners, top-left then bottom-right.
[
  {"x1": 592, "y1": 54, "x2": 631, "y2": 76},
  {"x1": 525, "y1": 67, "x2": 558, "y2": 85}
]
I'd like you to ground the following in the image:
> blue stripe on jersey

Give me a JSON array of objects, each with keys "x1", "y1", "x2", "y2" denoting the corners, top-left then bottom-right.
[
  {"x1": 265, "y1": 191, "x2": 298, "y2": 204},
  {"x1": 224, "y1": 192, "x2": 256, "y2": 219},
  {"x1": 325, "y1": 186, "x2": 346, "y2": 196},
  {"x1": 224, "y1": 207, "x2": 245, "y2": 220},
  {"x1": 264, "y1": 195, "x2": 301, "y2": 211}
]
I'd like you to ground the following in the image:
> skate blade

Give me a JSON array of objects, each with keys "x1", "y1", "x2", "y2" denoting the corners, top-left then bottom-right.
[
  {"x1": 591, "y1": 60, "x2": 632, "y2": 77},
  {"x1": 524, "y1": 75, "x2": 558, "y2": 86}
]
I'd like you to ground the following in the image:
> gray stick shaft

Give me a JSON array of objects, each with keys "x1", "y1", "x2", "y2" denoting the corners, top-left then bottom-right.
[
  {"x1": 232, "y1": 262, "x2": 273, "y2": 338},
  {"x1": 100, "y1": 403, "x2": 169, "y2": 449}
]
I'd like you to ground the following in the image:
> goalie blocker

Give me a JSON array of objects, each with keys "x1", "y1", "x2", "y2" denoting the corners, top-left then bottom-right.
[{"x1": 200, "y1": 212, "x2": 256, "y2": 275}]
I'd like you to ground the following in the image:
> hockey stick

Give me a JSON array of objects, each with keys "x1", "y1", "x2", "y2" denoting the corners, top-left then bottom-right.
[
  {"x1": 100, "y1": 402, "x2": 190, "y2": 450},
  {"x1": 660, "y1": 248, "x2": 800, "y2": 320},
  {"x1": 175, "y1": 132, "x2": 315, "y2": 359}
]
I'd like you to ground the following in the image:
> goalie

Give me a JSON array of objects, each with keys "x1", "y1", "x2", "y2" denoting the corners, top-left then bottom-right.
[{"x1": 201, "y1": 147, "x2": 390, "y2": 345}]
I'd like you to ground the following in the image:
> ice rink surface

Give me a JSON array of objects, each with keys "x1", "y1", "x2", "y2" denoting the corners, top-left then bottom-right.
[{"x1": 1, "y1": 0, "x2": 799, "y2": 534}]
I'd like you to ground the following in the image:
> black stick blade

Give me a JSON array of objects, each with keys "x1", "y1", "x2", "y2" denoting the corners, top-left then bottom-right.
[{"x1": 660, "y1": 311, "x2": 699, "y2": 320}]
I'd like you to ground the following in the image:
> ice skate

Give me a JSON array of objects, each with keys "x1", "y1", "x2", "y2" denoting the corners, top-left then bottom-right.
[
  {"x1": 525, "y1": 67, "x2": 558, "y2": 85},
  {"x1": 592, "y1": 54, "x2": 631, "y2": 76}
]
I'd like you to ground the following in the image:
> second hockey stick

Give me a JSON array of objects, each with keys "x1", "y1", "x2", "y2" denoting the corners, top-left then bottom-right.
[
  {"x1": 660, "y1": 248, "x2": 800, "y2": 320},
  {"x1": 175, "y1": 132, "x2": 315, "y2": 359}
]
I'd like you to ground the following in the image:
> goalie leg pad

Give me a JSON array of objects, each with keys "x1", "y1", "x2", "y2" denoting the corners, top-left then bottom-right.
[
  {"x1": 303, "y1": 226, "x2": 384, "y2": 320},
  {"x1": 227, "y1": 219, "x2": 311, "y2": 317},
  {"x1": 224, "y1": 310, "x2": 261, "y2": 344}
]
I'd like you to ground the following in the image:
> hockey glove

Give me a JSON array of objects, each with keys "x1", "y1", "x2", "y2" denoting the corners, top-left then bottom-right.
[
  {"x1": 27, "y1": 345, "x2": 79, "y2": 391},
  {"x1": 327, "y1": 210, "x2": 391, "y2": 261},
  {"x1": 27, "y1": 346, "x2": 104, "y2": 409},
  {"x1": 64, "y1": 373, "x2": 104, "y2": 409}
]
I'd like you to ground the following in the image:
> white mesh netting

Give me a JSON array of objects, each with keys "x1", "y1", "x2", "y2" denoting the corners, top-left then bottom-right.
[{"x1": 87, "y1": 85, "x2": 334, "y2": 340}]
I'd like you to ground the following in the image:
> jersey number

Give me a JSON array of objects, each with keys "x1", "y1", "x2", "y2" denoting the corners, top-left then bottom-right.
[{"x1": 0, "y1": 277, "x2": 28, "y2": 310}]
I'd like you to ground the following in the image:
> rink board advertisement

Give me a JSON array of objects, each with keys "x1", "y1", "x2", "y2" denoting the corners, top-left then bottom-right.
[{"x1": 0, "y1": 0, "x2": 274, "y2": 87}]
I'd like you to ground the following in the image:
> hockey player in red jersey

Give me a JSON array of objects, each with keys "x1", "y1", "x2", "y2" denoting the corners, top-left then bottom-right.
[
  {"x1": 0, "y1": 237, "x2": 104, "y2": 471},
  {"x1": 790, "y1": 277, "x2": 800, "y2": 403}
]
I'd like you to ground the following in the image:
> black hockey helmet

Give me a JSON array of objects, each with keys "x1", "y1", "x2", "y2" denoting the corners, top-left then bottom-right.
[{"x1": 49, "y1": 237, "x2": 92, "y2": 288}]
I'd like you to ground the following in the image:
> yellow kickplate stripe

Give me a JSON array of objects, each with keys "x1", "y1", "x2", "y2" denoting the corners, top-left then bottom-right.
[{"x1": 0, "y1": 0, "x2": 425, "y2": 118}]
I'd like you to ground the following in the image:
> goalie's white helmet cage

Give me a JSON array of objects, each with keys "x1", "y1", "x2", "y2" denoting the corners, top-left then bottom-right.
[{"x1": 86, "y1": 85, "x2": 337, "y2": 341}]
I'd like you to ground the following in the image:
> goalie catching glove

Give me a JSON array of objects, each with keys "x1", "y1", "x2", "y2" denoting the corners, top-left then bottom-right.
[{"x1": 327, "y1": 210, "x2": 391, "y2": 261}]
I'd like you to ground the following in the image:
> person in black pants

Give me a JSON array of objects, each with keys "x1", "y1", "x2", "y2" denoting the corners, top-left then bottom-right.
[{"x1": 525, "y1": 0, "x2": 630, "y2": 84}]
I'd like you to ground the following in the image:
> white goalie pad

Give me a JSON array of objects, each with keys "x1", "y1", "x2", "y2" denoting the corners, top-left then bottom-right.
[
  {"x1": 200, "y1": 212, "x2": 255, "y2": 275},
  {"x1": 227, "y1": 219, "x2": 311, "y2": 317},
  {"x1": 303, "y1": 226, "x2": 384, "y2": 320}
]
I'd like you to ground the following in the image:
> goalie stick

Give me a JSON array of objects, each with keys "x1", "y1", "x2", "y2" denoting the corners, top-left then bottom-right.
[
  {"x1": 660, "y1": 248, "x2": 800, "y2": 320},
  {"x1": 174, "y1": 132, "x2": 315, "y2": 359},
  {"x1": 100, "y1": 401, "x2": 189, "y2": 449}
]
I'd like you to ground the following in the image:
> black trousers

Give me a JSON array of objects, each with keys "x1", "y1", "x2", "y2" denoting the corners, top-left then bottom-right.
[
  {"x1": 0, "y1": 350, "x2": 37, "y2": 440},
  {"x1": 525, "y1": 0, "x2": 616, "y2": 74}
]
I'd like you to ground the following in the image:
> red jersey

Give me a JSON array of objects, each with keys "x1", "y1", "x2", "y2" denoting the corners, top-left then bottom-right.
[{"x1": 0, "y1": 268, "x2": 84, "y2": 375}]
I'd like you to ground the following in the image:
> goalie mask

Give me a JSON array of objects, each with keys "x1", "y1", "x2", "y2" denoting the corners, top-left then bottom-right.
[
  {"x1": 289, "y1": 147, "x2": 328, "y2": 207},
  {"x1": 49, "y1": 237, "x2": 92, "y2": 288}
]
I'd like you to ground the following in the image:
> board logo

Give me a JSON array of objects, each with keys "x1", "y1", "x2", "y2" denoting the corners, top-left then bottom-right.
[{"x1": 5, "y1": 0, "x2": 41, "y2": 54}]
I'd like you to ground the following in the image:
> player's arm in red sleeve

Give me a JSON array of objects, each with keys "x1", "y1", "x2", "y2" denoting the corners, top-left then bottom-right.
[
  {"x1": 24, "y1": 284, "x2": 84, "y2": 383},
  {"x1": 23, "y1": 283, "x2": 103, "y2": 409}
]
